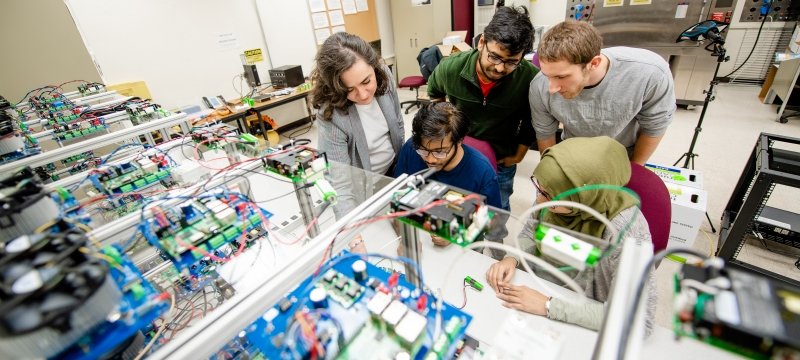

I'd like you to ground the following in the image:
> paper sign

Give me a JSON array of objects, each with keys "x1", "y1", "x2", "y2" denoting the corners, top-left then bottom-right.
[
  {"x1": 315, "y1": 28, "x2": 332, "y2": 45},
  {"x1": 332, "y1": 25, "x2": 346, "y2": 33},
  {"x1": 216, "y1": 32, "x2": 239, "y2": 50},
  {"x1": 327, "y1": 0, "x2": 342, "y2": 10},
  {"x1": 675, "y1": 4, "x2": 688, "y2": 18},
  {"x1": 243, "y1": 48, "x2": 263, "y2": 64},
  {"x1": 356, "y1": 0, "x2": 368, "y2": 11},
  {"x1": 604, "y1": 0, "x2": 623, "y2": 7},
  {"x1": 312, "y1": 12, "x2": 330, "y2": 28},
  {"x1": 341, "y1": 0, "x2": 356, "y2": 14},
  {"x1": 308, "y1": 0, "x2": 326, "y2": 12},
  {"x1": 328, "y1": 10, "x2": 345, "y2": 26},
  {"x1": 631, "y1": 0, "x2": 651, "y2": 4}
]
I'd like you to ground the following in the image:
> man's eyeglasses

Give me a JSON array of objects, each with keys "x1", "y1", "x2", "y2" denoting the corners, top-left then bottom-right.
[
  {"x1": 530, "y1": 176, "x2": 551, "y2": 200},
  {"x1": 416, "y1": 143, "x2": 454, "y2": 159},
  {"x1": 483, "y1": 44, "x2": 522, "y2": 70}
]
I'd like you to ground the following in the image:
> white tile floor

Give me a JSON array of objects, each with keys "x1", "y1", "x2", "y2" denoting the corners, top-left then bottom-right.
[{"x1": 291, "y1": 82, "x2": 800, "y2": 329}]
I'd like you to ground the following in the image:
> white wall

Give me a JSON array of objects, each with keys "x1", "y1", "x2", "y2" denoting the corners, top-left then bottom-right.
[
  {"x1": 0, "y1": 0, "x2": 101, "y2": 103},
  {"x1": 375, "y1": 0, "x2": 395, "y2": 59},
  {"x1": 474, "y1": 0, "x2": 565, "y2": 41},
  {"x1": 66, "y1": 0, "x2": 274, "y2": 110}
]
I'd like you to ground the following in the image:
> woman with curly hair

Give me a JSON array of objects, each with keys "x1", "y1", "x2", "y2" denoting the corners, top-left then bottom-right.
[{"x1": 312, "y1": 32, "x2": 404, "y2": 176}]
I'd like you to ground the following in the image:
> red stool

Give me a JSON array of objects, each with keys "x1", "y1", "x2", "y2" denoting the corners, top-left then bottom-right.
[{"x1": 398, "y1": 76, "x2": 427, "y2": 114}]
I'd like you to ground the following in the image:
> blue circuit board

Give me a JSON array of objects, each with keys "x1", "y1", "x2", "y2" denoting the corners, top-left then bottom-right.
[
  {"x1": 142, "y1": 197, "x2": 273, "y2": 276},
  {"x1": 235, "y1": 251, "x2": 472, "y2": 360},
  {"x1": 55, "y1": 245, "x2": 168, "y2": 360}
]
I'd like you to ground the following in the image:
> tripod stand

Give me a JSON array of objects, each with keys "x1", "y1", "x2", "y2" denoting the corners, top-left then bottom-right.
[{"x1": 674, "y1": 40, "x2": 728, "y2": 233}]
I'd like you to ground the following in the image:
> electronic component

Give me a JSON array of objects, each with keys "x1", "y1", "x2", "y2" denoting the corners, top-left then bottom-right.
[
  {"x1": 125, "y1": 102, "x2": 166, "y2": 125},
  {"x1": 89, "y1": 153, "x2": 174, "y2": 195},
  {"x1": 56, "y1": 245, "x2": 169, "y2": 359},
  {"x1": 391, "y1": 180, "x2": 493, "y2": 246},
  {"x1": 243, "y1": 64, "x2": 261, "y2": 88},
  {"x1": 78, "y1": 83, "x2": 106, "y2": 96},
  {"x1": 141, "y1": 195, "x2": 272, "y2": 275},
  {"x1": 269, "y1": 65, "x2": 304, "y2": 89},
  {"x1": 232, "y1": 252, "x2": 472, "y2": 359},
  {"x1": 262, "y1": 146, "x2": 328, "y2": 182},
  {"x1": 674, "y1": 262, "x2": 800, "y2": 358},
  {"x1": 534, "y1": 225, "x2": 601, "y2": 271},
  {"x1": 0, "y1": 167, "x2": 60, "y2": 239},
  {"x1": 0, "y1": 230, "x2": 120, "y2": 359},
  {"x1": 0, "y1": 112, "x2": 41, "y2": 165}
]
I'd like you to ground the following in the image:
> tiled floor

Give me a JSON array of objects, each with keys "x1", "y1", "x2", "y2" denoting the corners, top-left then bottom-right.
[{"x1": 294, "y1": 82, "x2": 800, "y2": 329}]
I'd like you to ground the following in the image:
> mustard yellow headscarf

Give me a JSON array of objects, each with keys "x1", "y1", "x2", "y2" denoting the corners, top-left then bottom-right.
[{"x1": 532, "y1": 136, "x2": 638, "y2": 238}]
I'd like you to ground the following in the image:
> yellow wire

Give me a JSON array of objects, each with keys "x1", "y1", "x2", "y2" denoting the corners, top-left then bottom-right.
[
  {"x1": 700, "y1": 229, "x2": 717, "y2": 257},
  {"x1": 79, "y1": 247, "x2": 123, "y2": 270},
  {"x1": 134, "y1": 292, "x2": 176, "y2": 360}
]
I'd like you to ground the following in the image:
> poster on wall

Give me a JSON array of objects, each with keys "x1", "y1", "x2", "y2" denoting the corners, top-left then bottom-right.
[
  {"x1": 356, "y1": 0, "x2": 368, "y2": 11},
  {"x1": 315, "y1": 28, "x2": 331, "y2": 45},
  {"x1": 327, "y1": 0, "x2": 342, "y2": 10},
  {"x1": 328, "y1": 10, "x2": 345, "y2": 26},
  {"x1": 341, "y1": 0, "x2": 356, "y2": 14},
  {"x1": 311, "y1": 12, "x2": 329, "y2": 28},
  {"x1": 332, "y1": 25, "x2": 346, "y2": 34},
  {"x1": 309, "y1": 0, "x2": 326, "y2": 12}
]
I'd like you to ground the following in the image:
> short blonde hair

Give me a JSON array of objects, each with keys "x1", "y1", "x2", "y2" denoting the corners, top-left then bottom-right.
[{"x1": 537, "y1": 21, "x2": 602, "y2": 65}]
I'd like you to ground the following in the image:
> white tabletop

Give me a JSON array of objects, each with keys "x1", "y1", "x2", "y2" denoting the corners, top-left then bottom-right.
[{"x1": 365, "y1": 229, "x2": 741, "y2": 359}]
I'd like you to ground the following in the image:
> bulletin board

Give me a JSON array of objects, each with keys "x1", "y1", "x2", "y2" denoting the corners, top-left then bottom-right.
[{"x1": 307, "y1": 0, "x2": 379, "y2": 45}]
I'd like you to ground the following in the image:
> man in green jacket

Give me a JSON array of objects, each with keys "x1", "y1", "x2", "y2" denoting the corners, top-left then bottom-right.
[{"x1": 427, "y1": 5, "x2": 538, "y2": 211}]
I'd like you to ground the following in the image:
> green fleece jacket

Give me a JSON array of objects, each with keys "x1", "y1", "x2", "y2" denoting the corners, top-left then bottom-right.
[{"x1": 427, "y1": 49, "x2": 538, "y2": 160}]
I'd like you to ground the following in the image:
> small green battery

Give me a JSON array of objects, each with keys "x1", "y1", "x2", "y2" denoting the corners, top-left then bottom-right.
[{"x1": 465, "y1": 276, "x2": 483, "y2": 291}]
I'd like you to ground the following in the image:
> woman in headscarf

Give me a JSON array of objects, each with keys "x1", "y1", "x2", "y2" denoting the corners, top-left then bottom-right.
[{"x1": 485, "y1": 136, "x2": 656, "y2": 334}]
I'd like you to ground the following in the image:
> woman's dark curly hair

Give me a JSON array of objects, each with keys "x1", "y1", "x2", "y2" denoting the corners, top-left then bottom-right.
[{"x1": 310, "y1": 32, "x2": 389, "y2": 121}]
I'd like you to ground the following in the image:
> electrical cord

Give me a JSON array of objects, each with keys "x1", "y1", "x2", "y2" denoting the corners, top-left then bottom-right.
[
  {"x1": 720, "y1": 0, "x2": 773, "y2": 79},
  {"x1": 615, "y1": 248, "x2": 709, "y2": 360}
]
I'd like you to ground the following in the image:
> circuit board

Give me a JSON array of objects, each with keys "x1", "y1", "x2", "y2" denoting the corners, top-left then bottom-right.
[
  {"x1": 235, "y1": 252, "x2": 472, "y2": 360},
  {"x1": 392, "y1": 181, "x2": 494, "y2": 247},
  {"x1": 142, "y1": 196, "x2": 272, "y2": 275},
  {"x1": 56, "y1": 245, "x2": 168, "y2": 360},
  {"x1": 262, "y1": 147, "x2": 329, "y2": 182}
]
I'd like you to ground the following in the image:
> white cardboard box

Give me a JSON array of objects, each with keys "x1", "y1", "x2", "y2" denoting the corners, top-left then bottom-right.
[
  {"x1": 645, "y1": 163, "x2": 704, "y2": 190},
  {"x1": 665, "y1": 182, "x2": 708, "y2": 250}
]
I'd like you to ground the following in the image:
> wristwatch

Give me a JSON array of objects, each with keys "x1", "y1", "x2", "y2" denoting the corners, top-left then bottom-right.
[{"x1": 544, "y1": 297, "x2": 552, "y2": 317}]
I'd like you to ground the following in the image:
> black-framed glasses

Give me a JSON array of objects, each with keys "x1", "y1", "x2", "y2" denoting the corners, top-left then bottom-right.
[
  {"x1": 415, "y1": 143, "x2": 454, "y2": 159},
  {"x1": 530, "y1": 175, "x2": 552, "y2": 200},
  {"x1": 483, "y1": 44, "x2": 522, "y2": 70}
]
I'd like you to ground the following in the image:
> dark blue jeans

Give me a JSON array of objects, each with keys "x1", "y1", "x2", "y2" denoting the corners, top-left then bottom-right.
[{"x1": 496, "y1": 164, "x2": 516, "y2": 211}]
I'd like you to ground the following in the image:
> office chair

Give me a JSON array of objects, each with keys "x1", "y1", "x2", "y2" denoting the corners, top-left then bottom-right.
[
  {"x1": 463, "y1": 136, "x2": 497, "y2": 172},
  {"x1": 625, "y1": 162, "x2": 671, "y2": 258},
  {"x1": 398, "y1": 76, "x2": 427, "y2": 114}
]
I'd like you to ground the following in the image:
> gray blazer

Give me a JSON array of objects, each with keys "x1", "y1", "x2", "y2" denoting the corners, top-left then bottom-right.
[{"x1": 316, "y1": 66, "x2": 405, "y2": 171}]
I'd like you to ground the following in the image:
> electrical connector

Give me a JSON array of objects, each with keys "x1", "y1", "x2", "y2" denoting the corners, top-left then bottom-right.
[{"x1": 535, "y1": 225, "x2": 600, "y2": 271}]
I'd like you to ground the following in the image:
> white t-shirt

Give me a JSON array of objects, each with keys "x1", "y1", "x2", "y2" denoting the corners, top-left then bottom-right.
[{"x1": 355, "y1": 99, "x2": 394, "y2": 174}]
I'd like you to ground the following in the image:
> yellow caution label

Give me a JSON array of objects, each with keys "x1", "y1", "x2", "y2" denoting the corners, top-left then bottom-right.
[{"x1": 243, "y1": 48, "x2": 263, "y2": 64}]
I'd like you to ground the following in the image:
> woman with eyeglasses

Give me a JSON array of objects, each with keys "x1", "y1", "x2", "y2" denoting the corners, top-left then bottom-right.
[
  {"x1": 485, "y1": 136, "x2": 656, "y2": 335},
  {"x1": 312, "y1": 32, "x2": 404, "y2": 176}
]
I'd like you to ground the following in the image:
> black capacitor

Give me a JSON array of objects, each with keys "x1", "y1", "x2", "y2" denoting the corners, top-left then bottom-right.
[{"x1": 352, "y1": 260, "x2": 367, "y2": 283}]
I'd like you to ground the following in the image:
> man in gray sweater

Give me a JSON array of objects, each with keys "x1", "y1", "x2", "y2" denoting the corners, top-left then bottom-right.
[{"x1": 530, "y1": 21, "x2": 676, "y2": 164}]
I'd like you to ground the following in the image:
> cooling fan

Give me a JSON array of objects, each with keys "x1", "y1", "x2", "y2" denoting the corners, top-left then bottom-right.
[{"x1": 0, "y1": 229, "x2": 120, "y2": 358}]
